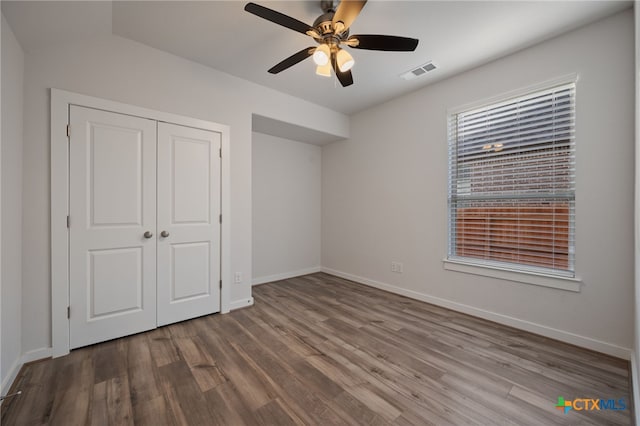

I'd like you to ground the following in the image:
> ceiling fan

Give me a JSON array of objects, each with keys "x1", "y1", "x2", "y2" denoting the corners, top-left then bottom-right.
[{"x1": 244, "y1": 0, "x2": 419, "y2": 87}]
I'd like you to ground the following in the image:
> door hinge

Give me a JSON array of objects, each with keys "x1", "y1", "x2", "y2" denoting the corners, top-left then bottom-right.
[
  {"x1": 66, "y1": 216, "x2": 70, "y2": 228},
  {"x1": 66, "y1": 124, "x2": 70, "y2": 138},
  {"x1": 219, "y1": 280, "x2": 222, "y2": 289},
  {"x1": 219, "y1": 214, "x2": 222, "y2": 224},
  {"x1": 219, "y1": 148, "x2": 222, "y2": 158},
  {"x1": 67, "y1": 306, "x2": 70, "y2": 319}
]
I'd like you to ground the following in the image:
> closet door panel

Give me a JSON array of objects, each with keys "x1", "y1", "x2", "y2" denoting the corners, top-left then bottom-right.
[
  {"x1": 69, "y1": 106, "x2": 157, "y2": 349},
  {"x1": 157, "y1": 122, "x2": 221, "y2": 326},
  {"x1": 172, "y1": 137, "x2": 211, "y2": 223}
]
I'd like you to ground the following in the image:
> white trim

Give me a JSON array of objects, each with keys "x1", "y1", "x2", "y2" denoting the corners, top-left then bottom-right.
[
  {"x1": 220, "y1": 121, "x2": 231, "y2": 314},
  {"x1": 321, "y1": 267, "x2": 631, "y2": 359},
  {"x1": 51, "y1": 89, "x2": 232, "y2": 357},
  {"x1": 0, "y1": 347, "x2": 51, "y2": 400},
  {"x1": 252, "y1": 266, "x2": 322, "y2": 286},
  {"x1": 0, "y1": 357, "x2": 20, "y2": 399},
  {"x1": 229, "y1": 297, "x2": 254, "y2": 311},
  {"x1": 443, "y1": 259, "x2": 581, "y2": 292},
  {"x1": 631, "y1": 351, "x2": 639, "y2": 425},
  {"x1": 447, "y1": 73, "x2": 579, "y2": 116},
  {"x1": 51, "y1": 90, "x2": 69, "y2": 357},
  {"x1": 20, "y1": 347, "x2": 52, "y2": 365}
]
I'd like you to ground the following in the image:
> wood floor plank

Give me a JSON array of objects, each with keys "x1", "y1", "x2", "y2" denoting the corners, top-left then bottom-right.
[
  {"x1": 203, "y1": 381, "x2": 258, "y2": 426},
  {"x1": 160, "y1": 379, "x2": 191, "y2": 426},
  {"x1": 130, "y1": 395, "x2": 175, "y2": 426},
  {"x1": 1, "y1": 273, "x2": 632, "y2": 425},
  {"x1": 252, "y1": 399, "x2": 302, "y2": 426},
  {"x1": 330, "y1": 390, "x2": 393, "y2": 426},
  {"x1": 48, "y1": 352, "x2": 94, "y2": 426},
  {"x1": 323, "y1": 337, "x2": 506, "y2": 425},
  {"x1": 157, "y1": 360, "x2": 218, "y2": 425},
  {"x1": 147, "y1": 327, "x2": 181, "y2": 368},
  {"x1": 0, "y1": 358, "x2": 58, "y2": 425},
  {"x1": 91, "y1": 376, "x2": 134, "y2": 426},
  {"x1": 222, "y1": 320, "x2": 353, "y2": 424},
  {"x1": 126, "y1": 334, "x2": 164, "y2": 405},
  {"x1": 174, "y1": 336, "x2": 227, "y2": 393},
  {"x1": 49, "y1": 389, "x2": 91, "y2": 426},
  {"x1": 93, "y1": 340, "x2": 127, "y2": 384},
  {"x1": 197, "y1": 318, "x2": 279, "y2": 411}
]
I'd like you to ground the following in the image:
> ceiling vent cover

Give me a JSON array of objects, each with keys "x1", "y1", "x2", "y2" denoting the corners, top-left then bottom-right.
[{"x1": 401, "y1": 62, "x2": 437, "y2": 80}]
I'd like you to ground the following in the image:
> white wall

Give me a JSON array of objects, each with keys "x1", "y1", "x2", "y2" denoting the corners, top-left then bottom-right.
[
  {"x1": 1, "y1": 14, "x2": 23, "y2": 391},
  {"x1": 322, "y1": 10, "x2": 635, "y2": 357},
  {"x1": 252, "y1": 132, "x2": 321, "y2": 284},
  {"x1": 21, "y1": 34, "x2": 348, "y2": 354}
]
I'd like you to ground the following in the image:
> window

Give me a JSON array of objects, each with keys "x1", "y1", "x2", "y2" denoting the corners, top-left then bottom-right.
[{"x1": 447, "y1": 83, "x2": 575, "y2": 277}]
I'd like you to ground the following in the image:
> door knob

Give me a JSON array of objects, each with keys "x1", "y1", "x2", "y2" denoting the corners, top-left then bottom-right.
[
  {"x1": 143, "y1": 231, "x2": 153, "y2": 239},
  {"x1": 160, "y1": 230, "x2": 170, "y2": 238}
]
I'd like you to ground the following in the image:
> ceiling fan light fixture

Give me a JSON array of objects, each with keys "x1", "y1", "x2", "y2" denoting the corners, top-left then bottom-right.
[
  {"x1": 337, "y1": 48, "x2": 354, "y2": 72},
  {"x1": 312, "y1": 44, "x2": 330, "y2": 66},
  {"x1": 244, "y1": 1, "x2": 420, "y2": 88},
  {"x1": 316, "y1": 63, "x2": 332, "y2": 77}
]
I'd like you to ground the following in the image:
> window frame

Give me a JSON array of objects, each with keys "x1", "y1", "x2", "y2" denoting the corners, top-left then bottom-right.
[{"x1": 444, "y1": 75, "x2": 581, "y2": 291}]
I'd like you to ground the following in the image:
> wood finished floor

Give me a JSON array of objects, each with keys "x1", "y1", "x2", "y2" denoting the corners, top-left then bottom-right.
[{"x1": 1, "y1": 273, "x2": 632, "y2": 425}]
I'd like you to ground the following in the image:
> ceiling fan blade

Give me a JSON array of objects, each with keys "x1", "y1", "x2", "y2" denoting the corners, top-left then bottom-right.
[
  {"x1": 268, "y1": 47, "x2": 315, "y2": 74},
  {"x1": 348, "y1": 34, "x2": 419, "y2": 51},
  {"x1": 332, "y1": 0, "x2": 367, "y2": 32},
  {"x1": 244, "y1": 2, "x2": 313, "y2": 35},
  {"x1": 331, "y1": 51, "x2": 354, "y2": 87}
]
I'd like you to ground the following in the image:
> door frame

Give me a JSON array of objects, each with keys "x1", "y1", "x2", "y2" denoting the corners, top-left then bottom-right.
[{"x1": 51, "y1": 89, "x2": 231, "y2": 357}]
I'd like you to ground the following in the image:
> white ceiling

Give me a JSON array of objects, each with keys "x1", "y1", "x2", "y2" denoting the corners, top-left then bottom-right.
[{"x1": 2, "y1": 0, "x2": 632, "y2": 115}]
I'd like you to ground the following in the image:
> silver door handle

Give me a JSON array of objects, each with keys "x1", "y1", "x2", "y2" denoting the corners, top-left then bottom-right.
[
  {"x1": 143, "y1": 231, "x2": 153, "y2": 239},
  {"x1": 160, "y1": 230, "x2": 170, "y2": 238}
]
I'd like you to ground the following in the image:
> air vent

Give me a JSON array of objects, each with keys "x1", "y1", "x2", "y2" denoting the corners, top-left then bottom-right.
[{"x1": 400, "y1": 62, "x2": 437, "y2": 80}]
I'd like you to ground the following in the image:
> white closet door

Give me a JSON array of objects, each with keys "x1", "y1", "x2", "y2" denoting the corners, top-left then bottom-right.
[
  {"x1": 69, "y1": 106, "x2": 157, "y2": 349},
  {"x1": 156, "y1": 122, "x2": 221, "y2": 326}
]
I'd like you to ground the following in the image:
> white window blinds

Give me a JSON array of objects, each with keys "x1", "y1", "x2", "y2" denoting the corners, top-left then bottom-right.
[{"x1": 447, "y1": 83, "x2": 576, "y2": 277}]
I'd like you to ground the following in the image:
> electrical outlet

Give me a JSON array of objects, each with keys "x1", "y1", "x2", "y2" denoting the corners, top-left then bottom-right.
[
  {"x1": 391, "y1": 262, "x2": 404, "y2": 273},
  {"x1": 234, "y1": 272, "x2": 242, "y2": 283}
]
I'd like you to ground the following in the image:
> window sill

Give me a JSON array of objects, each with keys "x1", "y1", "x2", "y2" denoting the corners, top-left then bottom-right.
[{"x1": 442, "y1": 259, "x2": 581, "y2": 292}]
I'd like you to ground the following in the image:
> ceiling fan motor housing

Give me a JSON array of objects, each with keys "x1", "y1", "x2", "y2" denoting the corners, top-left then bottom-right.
[
  {"x1": 313, "y1": 12, "x2": 337, "y2": 35},
  {"x1": 313, "y1": 12, "x2": 350, "y2": 46}
]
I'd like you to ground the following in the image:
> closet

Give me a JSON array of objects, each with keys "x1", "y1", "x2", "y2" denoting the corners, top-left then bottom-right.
[{"x1": 67, "y1": 105, "x2": 221, "y2": 349}]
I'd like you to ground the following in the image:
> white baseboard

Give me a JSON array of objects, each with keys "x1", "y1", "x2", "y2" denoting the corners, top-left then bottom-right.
[
  {"x1": 252, "y1": 266, "x2": 322, "y2": 286},
  {"x1": 321, "y1": 267, "x2": 632, "y2": 360},
  {"x1": 1, "y1": 356, "x2": 22, "y2": 399},
  {"x1": 229, "y1": 297, "x2": 254, "y2": 311},
  {"x1": 631, "y1": 351, "x2": 639, "y2": 424},
  {"x1": 20, "y1": 347, "x2": 52, "y2": 364},
  {"x1": 1, "y1": 347, "x2": 52, "y2": 401}
]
